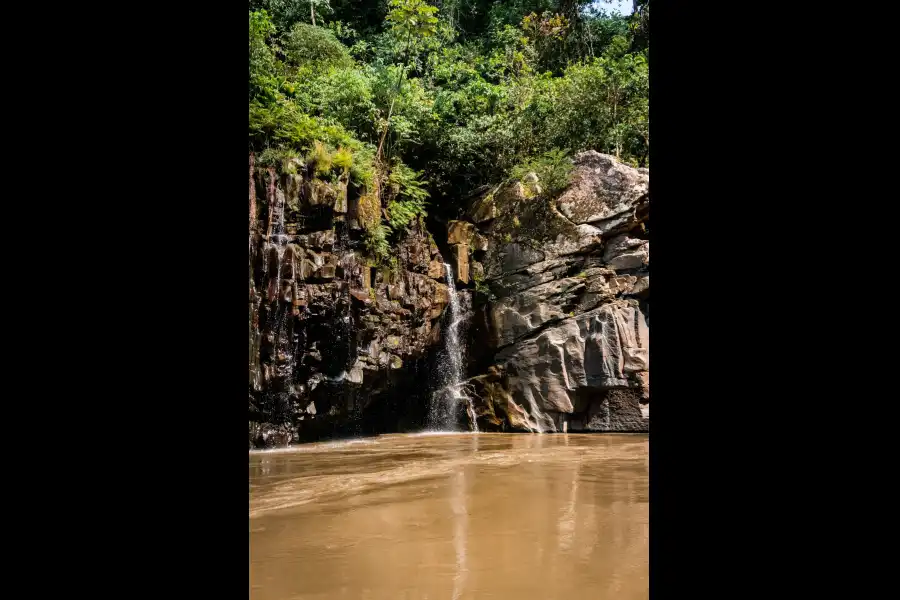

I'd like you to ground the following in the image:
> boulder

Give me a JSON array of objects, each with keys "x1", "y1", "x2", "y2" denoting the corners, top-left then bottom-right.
[
  {"x1": 556, "y1": 151, "x2": 649, "y2": 235},
  {"x1": 603, "y1": 235, "x2": 649, "y2": 271},
  {"x1": 448, "y1": 220, "x2": 475, "y2": 245},
  {"x1": 428, "y1": 259, "x2": 445, "y2": 280},
  {"x1": 469, "y1": 191, "x2": 498, "y2": 223},
  {"x1": 453, "y1": 244, "x2": 469, "y2": 284},
  {"x1": 472, "y1": 232, "x2": 489, "y2": 252}
]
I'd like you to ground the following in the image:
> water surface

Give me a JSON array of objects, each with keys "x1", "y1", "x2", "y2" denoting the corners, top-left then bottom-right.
[{"x1": 250, "y1": 433, "x2": 648, "y2": 600}]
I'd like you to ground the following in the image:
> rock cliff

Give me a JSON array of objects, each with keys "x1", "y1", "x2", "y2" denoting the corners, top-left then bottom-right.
[
  {"x1": 247, "y1": 151, "x2": 649, "y2": 445},
  {"x1": 248, "y1": 157, "x2": 451, "y2": 447},
  {"x1": 454, "y1": 151, "x2": 650, "y2": 433}
]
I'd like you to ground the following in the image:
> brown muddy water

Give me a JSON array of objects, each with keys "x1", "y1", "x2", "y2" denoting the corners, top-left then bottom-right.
[{"x1": 250, "y1": 433, "x2": 648, "y2": 600}]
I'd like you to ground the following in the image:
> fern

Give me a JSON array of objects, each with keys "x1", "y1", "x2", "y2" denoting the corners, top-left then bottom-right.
[
  {"x1": 386, "y1": 163, "x2": 429, "y2": 232},
  {"x1": 333, "y1": 146, "x2": 353, "y2": 171},
  {"x1": 307, "y1": 140, "x2": 333, "y2": 176},
  {"x1": 363, "y1": 223, "x2": 392, "y2": 265},
  {"x1": 349, "y1": 145, "x2": 375, "y2": 189}
]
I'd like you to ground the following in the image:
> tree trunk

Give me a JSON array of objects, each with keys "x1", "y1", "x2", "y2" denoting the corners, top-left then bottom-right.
[
  {"x1": 310, "y1": 2, "x2": 316, "y2": 26},
  {"x1": 375, "y1": 33, "x2": 412, "y2": 163},
  {"x1": 612, "y1": 95, "x2": 620, "y2": 159}
]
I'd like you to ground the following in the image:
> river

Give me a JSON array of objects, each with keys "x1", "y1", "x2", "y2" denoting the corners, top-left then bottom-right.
[{"x1": 250, "y1": 433, "x2": 648, "y2": 600}]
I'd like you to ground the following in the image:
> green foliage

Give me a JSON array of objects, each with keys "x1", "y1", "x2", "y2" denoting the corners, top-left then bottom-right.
[
  {"x1": 579, "y1": 6, "x2": 631, "y2": 55},
  {"x1": 472, "y1": 263, "x2": 493, "y2": 300},
  {"x1": 249, "y1": 1, "x2": 649, "y2": 244},
  {"x1": 326, "y1": 20, "x2": 359, "y2": 43},
  {"x1": 306, "y1": 140, "x2": 333, "y2": 175},
  {"x1": 282, "y1": 22, "x2": 353, "y2": 70},
  {"x1": 250, "y1": 91, "x2": 356, "y2": 147},
  {"x1": 386, "y1": 163, "x2": 428, "y2": 232},
  {"x1": 510, "y1": 148, "x2": 572, "y2": 196},
  {"x1": 256, "y1": 146, "x2": 303, "y2": 169},
  {"x1": 386, "y1": 0, "x2": 440, "y2": 51},
  {"x1": 386, "y1": 197, "x2": 426, "y2": 232},
  {"x1": 250, "y1": 0, "x2": 334, "y2": 31},
  {"x1": 542, "y1": 37, "x2": 649, "y2": 164},
  {"x1": 349, "y1": 145, "x2": 376, "y2": 188},
  {"x1": 249, "y1": 11, "x2": 279, "y2": 100},
  {"x1": 520, "y1": 11, "x2": 570, "y2": 73},
  {"x1": 486, "y1": 1, "x2": 557, "y2": 33},
  {"x1": 333, "y1": 146, "x2": 353, "y2": 170},
  {"x1": 363, "y1": 223, "x2": 392, "y2": 265}
]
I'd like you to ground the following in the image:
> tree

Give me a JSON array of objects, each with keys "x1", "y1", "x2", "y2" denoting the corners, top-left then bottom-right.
[
  {"x1": 631, "y1": 0, "x2": 649, "y2": 51},
  {"x1": 248, "y1": 0, "x2": 333, "y2": 29},
  {"x1": 375, "y1": 0, "x2": 440, "y2": 162},
  {"x1": 247, "y1": 0, "x2": 650, "y2": 229}
]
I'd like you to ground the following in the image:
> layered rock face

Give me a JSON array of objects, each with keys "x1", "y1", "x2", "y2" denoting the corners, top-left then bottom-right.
[
  {"x1": 247, "y1": 151, "x2": 649, "y2": 445},
  {"x1": 456, "y1": 152, "x2": 649, "y2": 432},
  {"x1": 248, "y1": 158, "x2": 451, "y2": 447}
]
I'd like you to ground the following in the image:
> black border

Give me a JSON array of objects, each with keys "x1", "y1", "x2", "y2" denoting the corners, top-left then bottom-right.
[
  {"x1": 83, "y1": 3, "x2": 250, "y2": 596},
  {"x1": 45, "y1": 1, "x2": 845, "y2": 595}
]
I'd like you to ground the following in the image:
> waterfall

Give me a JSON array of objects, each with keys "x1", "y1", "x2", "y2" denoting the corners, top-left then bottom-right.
[
  {"x1": 256, "y1": 176, "x2": 297, "y2": 419},
  {"x1": 428, "y1": 263, "x2": 479, "y2": 432}
]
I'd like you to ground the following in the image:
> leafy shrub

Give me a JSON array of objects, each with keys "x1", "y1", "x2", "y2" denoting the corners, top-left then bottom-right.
[
  {"x1": 306, "y1": 140, "x2": 333, "y2": 176},
  {"x1": 385, "y1": 163, "x2": 428, "y2": 232},
  {"x1": 294, "y1": 65, "x2": 376, "y2": 133},
  {"x1": 473, "y1": 269, "x2": 493, "y2": 300},
  {"x1": 282, "y1": 23, "x2": 353, "y2": 70},
  {"x1": 363, "y1": 222, "x2": 391, "y2": 265},
  {"x1": 249, "y1": 11, "x2": 279, "y2": 101},
  {"x1": 386, "y1": 198, "x2": 425, "y2": 232},
  {"x1": 333, "y1": 146, "x2": 353, "y2": 171},
  {"x1": 249, "y1": 99, "x2": 361, "y2": 155},
  {"x1": 249, "y1": 0, "x2": 335, "y2": 32},
  {"x1": 256, "y1": 146, "x2": 302, "y2": 169},
  {"x1": 349, "y1": 145, "x2": 376, "y2": 189},
  {"x1": 510, "y1": 148, "x2": 572, "y2": 196}
]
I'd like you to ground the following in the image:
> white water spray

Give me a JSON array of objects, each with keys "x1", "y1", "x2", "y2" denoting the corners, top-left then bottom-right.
[{"x1": 428, "y1": 263, "x2": 479, "y2": 432}]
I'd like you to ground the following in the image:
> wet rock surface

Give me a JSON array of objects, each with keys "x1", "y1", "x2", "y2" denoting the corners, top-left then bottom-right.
[
  {"x1": 248, "y1": 151, "x2": 649, "y2": 445},
  {"x1": 248, "y1": 163, "x2": 450, "y2": 446}
]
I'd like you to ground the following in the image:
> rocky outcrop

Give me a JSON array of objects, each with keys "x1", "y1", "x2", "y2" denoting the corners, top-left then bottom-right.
[
  {"x1": 247, "y1": 150, "x2": 649, "y2": 445},
  {"x1": 248, "y1": 159, "x2": 450, "y2": 447},
  {"x1": 457, "y1": 151, "x2": 649, "y2": 433}
]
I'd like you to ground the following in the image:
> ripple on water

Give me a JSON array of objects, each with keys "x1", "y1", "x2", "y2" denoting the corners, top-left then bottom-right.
[{"x1": 250, "y1": 432, "x2": 649, "y2": 600}]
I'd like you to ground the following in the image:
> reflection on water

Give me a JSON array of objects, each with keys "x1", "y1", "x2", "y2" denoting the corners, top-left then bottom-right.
[{"x1": 250, "y1": 433, "x2": 648, "y2": 600}]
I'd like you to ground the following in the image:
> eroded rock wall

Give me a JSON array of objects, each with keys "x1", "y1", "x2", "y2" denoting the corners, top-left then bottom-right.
[
  {"x1": 248, "y1": 158, "x2": 450, "y2": 447},
  {"x1": 455, "y1": 151, "x2": 650, "y2": 433},
  {"x1": 247, "y1": 150, "x2": 650, "y2": 445}
]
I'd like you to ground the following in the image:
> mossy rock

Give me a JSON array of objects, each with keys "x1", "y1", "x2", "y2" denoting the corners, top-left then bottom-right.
[{"x1": 358, "y1": 193, "x2": 380, "y2": 231}]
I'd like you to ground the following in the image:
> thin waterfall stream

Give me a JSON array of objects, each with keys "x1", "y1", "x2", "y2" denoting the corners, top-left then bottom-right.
[{"x1": 428, "y1": 263, "x2": 478, "y2": 432}]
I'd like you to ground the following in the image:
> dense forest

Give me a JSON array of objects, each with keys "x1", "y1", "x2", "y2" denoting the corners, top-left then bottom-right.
[{"x1": 249, "y1": 0, "x2": 649, "y2": 264}]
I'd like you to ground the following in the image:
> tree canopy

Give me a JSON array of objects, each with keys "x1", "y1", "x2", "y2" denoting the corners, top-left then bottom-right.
[{"x1": 249, "y1": 0, "x2": 649, "y2": 258}]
